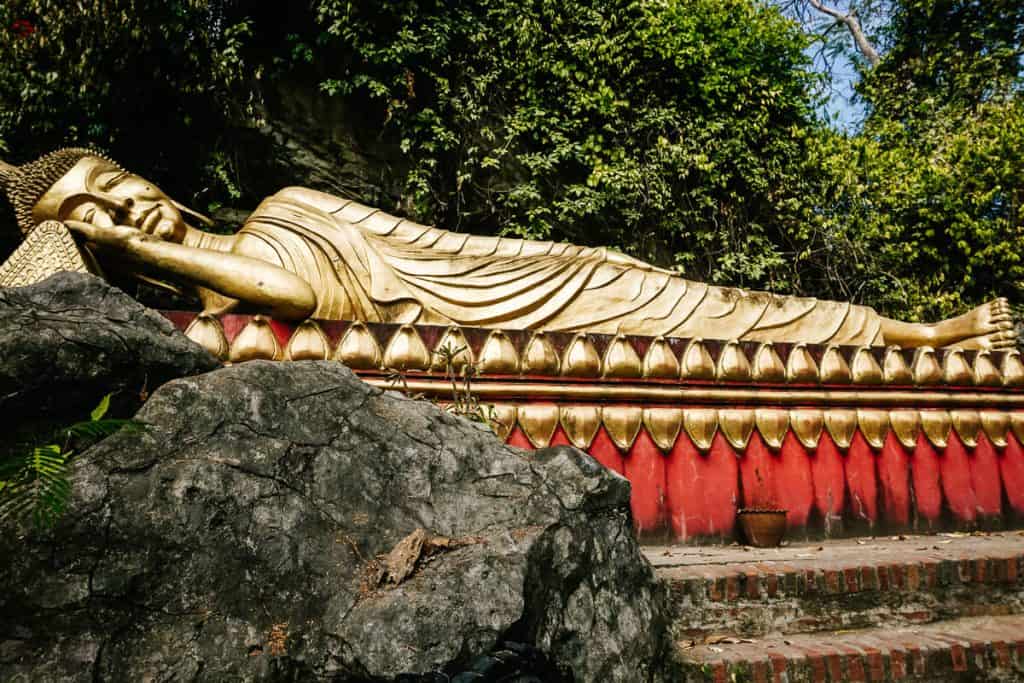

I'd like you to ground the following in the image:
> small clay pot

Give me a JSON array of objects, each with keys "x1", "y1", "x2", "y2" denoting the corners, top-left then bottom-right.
[{"x1": 737, "y1": 509, "x2": 787, "y2": 547}]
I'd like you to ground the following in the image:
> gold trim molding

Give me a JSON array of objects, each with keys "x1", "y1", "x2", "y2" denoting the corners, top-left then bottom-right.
[
  {"x1": 477, "y1": 404, "x2": 1024, "y2": 452},
  {"x1": 368, "y1": 377, "x2": 1024, "y2": 409},
  {"x1": 179, "y1": 315, "x2": 1024, "y2": 391}
]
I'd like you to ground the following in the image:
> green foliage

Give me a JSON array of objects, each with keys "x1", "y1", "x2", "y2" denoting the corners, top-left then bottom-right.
[
  {"x1": 0, "y1": 0, "x2": 258, "y2": 207},
  {"x1": 0, "y1": 395, "x2": 139, "y2": 529},
  {"x1": 817, "y1": 0, "x2": 1024, "y2": 319},
  {"x1": 806, "y1": 101, "x2": 1024, "y2": 320},
  {"x1": 866, "y1": 0, "x2": 1024, "y2": 121},
  {"x1": 309, "y1": 0, "x2": 821, "y2": 287},
  {"x1": 1, "y1": 0, "x2": 1021, "y2": 322}
]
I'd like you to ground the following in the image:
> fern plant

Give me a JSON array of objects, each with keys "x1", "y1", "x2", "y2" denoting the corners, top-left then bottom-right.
[{"x1": 0, "y1": 394, "x2": 140, "y2": 529}]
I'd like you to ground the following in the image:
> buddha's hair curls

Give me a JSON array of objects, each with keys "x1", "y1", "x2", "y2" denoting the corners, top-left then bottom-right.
[{"x1": 0, "y1": 148, "x2": 123, "y2": 236}]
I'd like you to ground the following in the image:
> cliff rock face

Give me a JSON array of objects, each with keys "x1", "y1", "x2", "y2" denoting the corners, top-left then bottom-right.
[{"x1": 1, "y1": 360, "x2": 669, "y2": 681}]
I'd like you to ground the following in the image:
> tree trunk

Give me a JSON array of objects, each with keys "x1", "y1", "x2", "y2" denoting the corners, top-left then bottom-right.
[{"x1": 809, "y1": 0, "x2": 881, "y2": 66}]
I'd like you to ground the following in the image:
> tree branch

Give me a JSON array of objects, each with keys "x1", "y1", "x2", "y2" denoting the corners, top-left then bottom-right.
[{"x1": 808, "y1": 0, "x2": 881, "y2": 66}]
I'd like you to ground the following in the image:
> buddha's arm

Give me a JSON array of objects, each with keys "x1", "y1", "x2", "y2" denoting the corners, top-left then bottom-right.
[{"x1": 65, "y1": 221, "x2": 317, "y2": 319}]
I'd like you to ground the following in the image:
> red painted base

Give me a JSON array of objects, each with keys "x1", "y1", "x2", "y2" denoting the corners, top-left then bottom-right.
[{"x1": 507, "y1": 420, "x2": 1022, "y2": 541}]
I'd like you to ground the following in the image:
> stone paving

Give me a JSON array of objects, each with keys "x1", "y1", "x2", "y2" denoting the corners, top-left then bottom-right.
[
  {"x1": 679, "y1": 614, "x2": 1024, "y2": 682},
  {"x1": 645, "y1": 530, "x2": 1024, "y2": 572},
  {"x1": 645, "y1": 533, "x2": 1024, "y2": 681}
]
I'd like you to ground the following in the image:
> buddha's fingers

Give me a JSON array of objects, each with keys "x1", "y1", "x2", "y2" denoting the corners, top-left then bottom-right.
[{"x1": 64, "y1": 219, "x2": 142, "y2": 248}]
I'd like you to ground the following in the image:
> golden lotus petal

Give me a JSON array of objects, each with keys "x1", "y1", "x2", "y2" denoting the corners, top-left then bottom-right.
[
  {"x1": 790, "y1": 409, "x2": 824, "y2": 448},
  {"x1": 819, "y1": 346, "x2": 852, "y2": 384},
  {"x1": 683, "y1": 408, "x2": 719, "y2": 452},
  {"x1": 882, "y1": 346, "x2": 913, "y2": 384},
  {"x1": 755, "y1": 408, "x2": 789, "y2": 450},
  {"x1": 335, "y1": 321, "x2": 382, "y2": 370},
  {"x1": 642, "y1": 336, "x2": 680, "y2": 379},
  {"x1": 912, "y1": 347, "x2": 943, "y2": 385},
  {"x1": 229, "y1": 315, "x2": 282, "y2": 362},
  {"x1": 857, "y1": 409, "x2": 889, "y2": 449},
  {"x1": 920, "y1": 410, "x2": 952, "y2": 448},
  {"x1": 942, "y1": 348, "x2": 973, "y2": 386},
  {"x1": 719, "y1": 409, "x2": 755, "y2": 450},
  {"x1": 383, "y1": 324, "x2": 431, "y2": 371},
  {"x1": 752, "y1": 342, "x2": 786, "y2": 382},
  {"x1": 603, "y1": 335, "x2": 643, "y2": 379},
  {"x1": 478, "y1": 330, "x2": 520, "y2": 374},
  {"x1": 1002, "y1": 350, "x2": 1024, "y2": 387},
  {"x1": 824, "y1": 409, "x2": 857, "y2": 449},
  {"x1": 562, "y1": 333, "x2": 601, "y2": 378},
  {"x1": 559, "y1": 405, "x2": 602, "y2": 450},
  {"x1": 889, "y1": 410, "x2": 921, "y2": 449},
  {"x1": 681, "y1": 338, "x2": 716, "y2": 380},
  {"x1": 1011, "y1": 412, "x2": 1024, "y2": 445},
  {"x1": 285, "y1": 319, "x2": 330, "y2": 361},
  {"x1": 973, "y1": 350, "x2": 1002, "y2": 387},
  {"x1": 643, "y1": 408, "x2": 684, "y2": 451},
  {"x1": 786, "y1": 342, "x2": 819, "y2": 383},
  {"x1": 980, "y1": 411, "x2": 1010, "y2": 448},
  {"x1": 184, "y1": 313, "x2": 228, "y2": 360},
  {"x1": 717, "y1": 339, "x2": 752, "y2": 382},
  {"x1": 851, "y1": 347, "x2": 883, "y2": 385},
  {"x1": 488, "y1": 404, "x2": 518, "y2": 442},
  {"x1": 602, "y1": 406, "x2": 644, "y2": 451},
  {"x1": 523, "y1": 332, "x2": 560, "y2": 375},
  {"x1": 517, "y1": 404, "x2": 560, "y2": 449},
  {"x1": 950, "y1": 409, "x2": 981, "y2": 448},
  {"x1": 431, "y1": 326, "x2": 475, "y2": 371}
]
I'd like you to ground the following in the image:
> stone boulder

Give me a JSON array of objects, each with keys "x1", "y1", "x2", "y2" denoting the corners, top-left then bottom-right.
[
  {"x1": 0, "y1": 272, "x2": 220, "y2": 452},
  {"x1": 0, "y1": 361, "x2": 670, "y2": 681}
]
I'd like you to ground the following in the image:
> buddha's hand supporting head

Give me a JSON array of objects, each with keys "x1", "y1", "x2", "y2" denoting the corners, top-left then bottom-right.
[{"x1": 1, "y1": 149, "x2": 188, "y2": 244}]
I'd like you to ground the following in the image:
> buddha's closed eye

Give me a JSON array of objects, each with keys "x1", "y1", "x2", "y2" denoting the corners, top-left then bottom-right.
[{"x1": 69, "y1": 201, "x2": 114, "y2": 228}]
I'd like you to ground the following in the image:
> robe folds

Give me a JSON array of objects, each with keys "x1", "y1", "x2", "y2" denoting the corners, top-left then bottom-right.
[{"x1": 233, "y1": 187, "x2": 882, "y2": 344}]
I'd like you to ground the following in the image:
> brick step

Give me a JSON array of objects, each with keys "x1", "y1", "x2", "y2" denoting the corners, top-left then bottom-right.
[
  {"x1": 675, "y1": 614, "x2": 1024, "y2": 682},
  {"x1": 645, "y1": 533, "x2": 1024, "y2": 638}
]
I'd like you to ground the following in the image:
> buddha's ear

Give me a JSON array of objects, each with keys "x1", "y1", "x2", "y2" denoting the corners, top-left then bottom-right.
[{"x1": 172, "y1": 200, "x2": 215, "y2": 228}]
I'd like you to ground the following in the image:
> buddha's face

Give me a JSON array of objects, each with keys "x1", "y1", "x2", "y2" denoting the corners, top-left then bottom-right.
[{"x1": 32, "y1": 156, "x2": 187, "y2": 243}]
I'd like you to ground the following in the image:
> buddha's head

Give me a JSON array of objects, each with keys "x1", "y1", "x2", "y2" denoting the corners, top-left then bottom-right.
[{"x1": 0, "y1": 148, "x2": 188, "y2": 243}]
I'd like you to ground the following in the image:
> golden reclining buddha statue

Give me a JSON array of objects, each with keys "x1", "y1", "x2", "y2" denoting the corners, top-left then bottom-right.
[{"x1": 0, "y1": 148, "x2": 1016, "y2": 350}]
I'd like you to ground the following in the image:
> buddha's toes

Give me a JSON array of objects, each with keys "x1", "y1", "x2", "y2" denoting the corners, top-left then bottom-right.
[
  {"x1": 966, "y1": 298, "x2": 1014, "y2": 335},
  {"x1": 952, "y1": 329, "x2": 1018, "y2": 350},
  {"x1": 944, "y1": 299, "x2": 1016, "y2": 349}
]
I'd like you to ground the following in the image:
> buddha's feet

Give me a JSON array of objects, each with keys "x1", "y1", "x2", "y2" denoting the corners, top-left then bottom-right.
[{"x1": 948, "y1": 298, "x2": 1017, "y2": 350}]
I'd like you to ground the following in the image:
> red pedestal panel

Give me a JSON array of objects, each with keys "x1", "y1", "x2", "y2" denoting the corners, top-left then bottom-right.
[
  {"x1": 776, "y1": 432, "x2": 815, "y2": 529},
  {"x1": 845, "y1": 431, "x2": 879, "y2": 524},
  {"x1": 623, "y1": 429, "x2": 667, "y2": 534},
  {"x1": 1001, "y1": 433, "x2": 1024, "y2": 516},
  {"x1": 811, "y1": 431, "x2": 847, "y2": 522},
  {"x1": 506, "y1": 426, "x2": 535, "y2": 451},
  {"x1": 267, "y1": 319, "x2": 297, "y2": 349},
  {"x1": 549, "y1": 426, "x2": 572, "y2": 448},
  {"x1": 970, "y1": 434, "x2": 1003, "y2": 518},
  {"x1": 589, "y1": 427, "x2": 626, "y2": 476},
  {"x1": 665, "y1": 432, "x2": 739, "y2": 540},
  {"x1": 910, "y1": 433, "x2": 943, "y2": 523},
  {"x1": 739, "y1": 431, "x2": 779, "y2": 509},
  {"x1": 877, "y1": 432, "x2": 911, "y2": 527},
  {"x1": 941, "y1": 432, "x2": 978, "y2": 524}
]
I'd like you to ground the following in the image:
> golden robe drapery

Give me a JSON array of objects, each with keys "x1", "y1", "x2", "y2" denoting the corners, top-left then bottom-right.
[{"x1": 233, "y1": 187, "x2": 882, "y2": 345}]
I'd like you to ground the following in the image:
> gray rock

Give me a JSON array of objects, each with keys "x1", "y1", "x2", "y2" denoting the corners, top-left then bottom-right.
[
  {"x1": 0, "y1": 361, "x2": 670, "y2": 681},
  {"x1": 0, "y1": 272, "x2": 220, "y2": 452}
]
